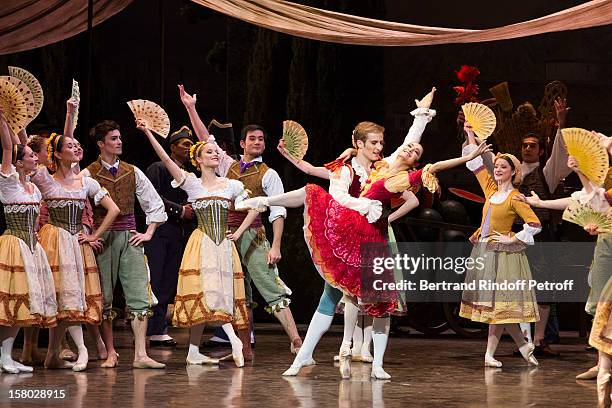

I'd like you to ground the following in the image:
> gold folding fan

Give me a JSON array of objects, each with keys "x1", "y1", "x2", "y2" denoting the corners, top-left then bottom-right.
[
  {"x1": 127, "y1": 99, "x2": 170, "y2": 138},
  {"x1": 0, "y1": 76, "x2": 36, "y2": 125},
  {"x1": 461, "y1": 102, "x2": 497, "y2": 140},
  {"x1": 562, "y1": 127, "x2": 609, "y2": 186},
  {"x1": 7, "y1": 66, "x2": 43, "y2": 121},
  {"x1": 282, "y1": 120, "x2": 308, "y2": 160},
  {"x1": 562, "y1": 199, "x2": 612, "y2": 234},
  {"x1": 0, "y1": 78, "x2": 29, "y2": 135}
]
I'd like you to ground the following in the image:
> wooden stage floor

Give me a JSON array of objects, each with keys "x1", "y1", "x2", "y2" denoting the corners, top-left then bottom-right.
[{"x1": 0, "y1": 326, "x2": 600, "y2": 407}]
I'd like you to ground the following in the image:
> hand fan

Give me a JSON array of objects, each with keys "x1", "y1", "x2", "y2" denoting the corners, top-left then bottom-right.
[
  {"x1": 0, "y1": 78, "x2": 29, "y2": 134},
  {"x1": 282, "y1": 120, "x2": 308, "y2": 160},
  {"x1": 71, "y1": 79, "x2": 80, "y2": 129},
  {"x1": 127, "y1": 99, "x2": 170, "y2": 138},
  {"x1": 562, "y1": 127, "x2": 609, "y2": 186},
  {"x1": 562, "y1": 198, "x2": 612, "y2": 234},
  {"x1": 461, "y1": 102, "x2": 497, "y2": 140},
  {"x1": 7, "y1": 66, "x2": 43, "y2": 121},
  {"x1": 0, "y1": 75, "x2": 35, "y2": 125}
]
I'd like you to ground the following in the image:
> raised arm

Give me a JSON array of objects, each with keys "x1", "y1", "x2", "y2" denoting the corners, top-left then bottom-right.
[
  {"x1": 137, "y1": 120, "x2": 183, "y2": 183},
  {"x1": 178, "y1": 85, "x2": 210, "y2": 142},
  {"x1": 0, "y1": 112, "x2": 13, "y2": 175},
  {"x1": 63, "y1": 97, "x2": 78, "y2": 139},
  {"x1": 277, "y1": 139, "x2": 329, "y2": 179},
  {"x1": 428, "y1": 141, "x2": 491, "y2": 174}
]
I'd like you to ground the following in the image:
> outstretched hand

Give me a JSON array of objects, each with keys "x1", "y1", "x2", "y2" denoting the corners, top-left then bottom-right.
[
  {"x1": 468, "y1": 142, "x2": 492, "y2": 159},
  {"x1": 554, "y1": 97, "x2": 569, "y2": 128},
  {"x1": 415, "y1": 87, "x2": 436, "y2": 109},
  {"x1": 514, "y1": 190, "x2": 542, "y2": 208},
  {"x1": 178, "y1": 85, "x2": 197, "y2": 109}
]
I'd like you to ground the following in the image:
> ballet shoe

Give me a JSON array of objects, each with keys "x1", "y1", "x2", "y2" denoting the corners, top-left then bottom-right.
[
  {"x1": 101, "y1": 352, "x2": 119, "y2": 368},
  {"x1": 133, "y1": 358, "x2": 165, "y2": 369},
  {"x1": 232, "y1": 352, "x2": 245, "y2": 368},
  {"x1": 187, "y1": 355, "x2": 220, "y2": 365},
  {"x1": 484, "y1": 356, "x2": 503, "y2": 368},
  {"x1": 72, "y1": 362, "x2": 87, "y2": 372},
  {"x1": 371, "y1": 366, "x2": 391, "y2": 380},
  {"x1": 10, "y1": 361, "x2": 34, "y2": 373},
  {"x1": 0, "y1": 362, "x2": 20, "y2": 374},
  {"x1": 282, "y1": 358, "x2": 316, "y2": 376},
  {"x1": 235, "y1": 197, "x2": 269, "y2": 212},
  {"x1": 338, "y1": 347, "x2": 351, "y2": 379},
  {"x1": 576, "y1": 366, "x2": 598, "y2": 380},
  {"x1": 519, "y1": 342, "x2": 538, "y2": 367},
  {"x1": 597, "y1": 371, "x2": 611, "y2": 407}
]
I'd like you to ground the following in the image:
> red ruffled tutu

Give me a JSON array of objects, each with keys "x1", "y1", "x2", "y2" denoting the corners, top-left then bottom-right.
[{"x1": 303, "y1": 184, "x2": 397, "y2": 317}]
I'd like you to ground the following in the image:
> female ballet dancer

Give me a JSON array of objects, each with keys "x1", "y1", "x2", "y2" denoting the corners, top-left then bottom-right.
[
  {"x1": 460, "y1": 122, "x2": 541, "y2": 368},
  {"x1": 138, "y1": 120, "x2": 258, "y2": 367},
  {"x1": 238, "y1": 131, "x2": 491, "y2": 378},
  {"x1": 31, "y1": 130, "x2": 119, "y2": 371},
  {"x1": 0, "y1": 111, "x2": 57, "y2": 373}
]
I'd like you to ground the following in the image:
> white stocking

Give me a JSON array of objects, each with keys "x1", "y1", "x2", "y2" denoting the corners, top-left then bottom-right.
[{"x1": 68, "y1": 325, "x2": 89, "y2": 366}]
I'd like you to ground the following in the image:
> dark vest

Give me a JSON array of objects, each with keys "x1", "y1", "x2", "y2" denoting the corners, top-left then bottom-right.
[
  {"x1": 519, "y1": 166, "x2": 551, "y2": 222},
  {"x1": 87, "y1": 158, "x2": 136, "y2": 225},
  {"x1": 226, "y1": 160, "x2": 269, "y2": 228}
]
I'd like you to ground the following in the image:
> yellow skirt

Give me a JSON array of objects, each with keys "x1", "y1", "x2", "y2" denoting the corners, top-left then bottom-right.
[
  {"x1": 0, "y1": 235, "x2": 57, "y2": 327},
  {"x1": 173, "y1": 229, "x2": 248, "y2": 329},
  {"x1": 39, "y1": 224, "x2": 103, "y2": 324}
]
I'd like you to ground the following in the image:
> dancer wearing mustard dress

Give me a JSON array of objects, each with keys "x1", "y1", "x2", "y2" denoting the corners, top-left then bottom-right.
[{"x1": 460, "y1": 122, "x2": 541, "y2": 368}]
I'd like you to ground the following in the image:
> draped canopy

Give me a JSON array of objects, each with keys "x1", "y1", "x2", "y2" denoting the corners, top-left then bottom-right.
[
  {"x1": 0, "y1": 0, "x2": 133, "y2": 55},
  {"x1": 191, "y1": 0, "x2": 612, "y2": 46}
]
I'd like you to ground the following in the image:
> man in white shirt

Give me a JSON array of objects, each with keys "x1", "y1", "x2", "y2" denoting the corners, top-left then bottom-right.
[{"x1": 83, "y1": 120, "x2": 168, "y2": 369}]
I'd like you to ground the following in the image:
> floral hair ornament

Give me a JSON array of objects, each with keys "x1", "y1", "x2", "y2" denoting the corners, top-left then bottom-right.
[
  {"x1": 494, "y1": 152, "x2": 522, "y2": 185},
  {"x1": 189, "y1": 141, "x2": 208, "y2": 167},
  {"x1": 46, "y1": 132, "x2": 62, "y2": 171}
]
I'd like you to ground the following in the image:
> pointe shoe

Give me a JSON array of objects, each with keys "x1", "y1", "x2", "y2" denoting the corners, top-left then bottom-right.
[
  {"x1": 371, "y1": 366, "x2": 391, "y2": 380},
  {"x1": 484, "y1": 356, "x2": 503, "y2": 368},
  {"x1": 187, "y1": 355, "x2": 220, "y2": 365},
  {"x1": 232, "y1": 352, "x2": 245, "y2": 368},
  {"x1": 133, "y1": 358, "x2": 166, "y2": 369},
  {"x1": 101, "y1": 352, "x2": 119, "y2": 368},
  {"x1": 519, "y1": 342, "x2": 538, "y2": 367},
  {"x1": 597, "y1": 371, "x2": 611, "y2": 407},
  {"x1": 235, "y1": 197, "x2": 269, "y2": 212},
  {"x1": 338, "y1": 347, "x2": 351, "y2": 379},
  {"x1": 358, "y1": 351, "x2": 374, "y2": 363},
  {"x1": 282, "y1": 358, "x2": 316, "y2": 376},
  {"x1": 576, "y1": 366, "x2": 599, "y2": 381},
  {"x1": 72, "y1": 362, "x2": 87, "y2": 372}
]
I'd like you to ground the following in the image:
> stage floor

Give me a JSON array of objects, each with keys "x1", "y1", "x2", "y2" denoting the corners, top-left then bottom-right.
[{"x1": 0, "y1": 326, "x2": 600, "y2": 407}]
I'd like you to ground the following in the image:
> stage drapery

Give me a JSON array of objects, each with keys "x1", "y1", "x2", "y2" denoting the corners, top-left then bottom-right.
[
  {"x1": 191, "y1": 0, "x2": 612, "y2": 46},
  {"x1": 0, "y1": 0, "x2": 134, "y2": 55}
]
